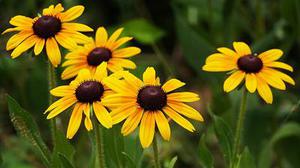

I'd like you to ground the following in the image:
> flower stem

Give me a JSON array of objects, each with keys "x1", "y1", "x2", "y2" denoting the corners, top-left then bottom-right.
[
  {"x1": 151, "y1": 44, "x2": 174, "y2": 76},
  {"x1": 95, "y1": 124, "x2": 106, "y2": 168},
  {"x1": 232, "y1": 87, "x2": 248, "y2": 166},
  {"x1": 152, "y1": 135, "x2": 161, "y2": 168},
  {"x1": 47, "y1": 61, "x2": 57, "y2": 145}
]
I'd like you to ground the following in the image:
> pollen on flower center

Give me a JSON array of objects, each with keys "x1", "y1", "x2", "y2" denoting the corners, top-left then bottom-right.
[
  {"x1": 33, "y1": 16, "x2": 62, "y2": 39},
  {"x1": 75, "y1": 81, "x2": 104, "y2": 103},
  {"x1": 237, "y1": 54, "x2": 263, "y2": 73},
  {"x1": 137, "y1": 86, "x2": 167, "y2": 111},
  {"x1": 87, "y1": 47, "x2": 112, "y2": 66}
]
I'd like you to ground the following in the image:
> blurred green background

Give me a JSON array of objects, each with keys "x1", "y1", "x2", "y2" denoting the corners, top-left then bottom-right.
[{"x1": 0, "y1": 0, "x2": 300, "y2": 168}]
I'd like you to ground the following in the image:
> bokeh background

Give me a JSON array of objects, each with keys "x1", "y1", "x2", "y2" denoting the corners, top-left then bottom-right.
[{"x1": 0, "y1": 0, "x2": 300, "y2": 167}]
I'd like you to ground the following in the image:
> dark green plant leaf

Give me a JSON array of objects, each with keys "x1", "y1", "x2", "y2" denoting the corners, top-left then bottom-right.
[
  {"x1": 167, "y1": 156, "x2": 178, "y2": 168},
  {"x1": 121, "y1": 152, "x2": 136, "y2": 168},
  {"x1": 198, "y1": 134, "x2": 214, "y2": 168},
  {"x1": 235, "y1": 147, "x2": 256, "y2": 168},
  {"x1": 52, "y1": 130, "x2": 75, "y2": 168},
  {"x1": 123, "y1": 18, "x2": 165, "y2": 45},
  {"x1": 58, "y1": 154, "x2": 74, "y2": 168},
  {"x1": 258, "y1": 122, "x2": 300, "y2": 168},
  {"x1": 7, "y1": 95, "x2": 51, "y2": 167}
]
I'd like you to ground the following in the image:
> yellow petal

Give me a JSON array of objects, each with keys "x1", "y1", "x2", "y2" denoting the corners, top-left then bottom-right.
[
  {"x1": 11, "y1": 35, "x2": 38, "y2": 58},
  {"x1": 34, "y1": 38, "x2": 45, "y2": 55},
  {"x1": 256, "y1": 77, "x2": 273, "y2": 104},
  {"x1": 217, "y1": 47, "x2": 240, "y2": 58},
  {"x1": 121, "y1": 108, "x2": 143, "y2": 136},
  {"x1": 264, "y1": 61, "x2": 293, "y2": 72},
  {"x1": 202, "y1": 62, "x2": 236, "y2": 72},
  {"x1": 143, "y1": 67, "x2": 156, "y2": 85},
  {"x1": 167, "y1": 92, "x2": 200, "y2": 102},
  {"x1": 154, "y1": 111, "x2": 171, "y2": 141},
  {"x1": 163, "y1": 107, "x2": 195, "y2": 132},
  {"x1": 205, "y1": 53, "x2": 237, "y2": 64},
  {"x1": 233, "y1": 42, "x2": 252, "y2": 56},
  {"x1": 109, "y1": 58, "x2": 136, "y2": 69},
  {"x1": 110, "y1": 103, "x2": 137, "y2": 124},
  {"x1": 93, "y1": 62, "x2": 108, "y2": 81},
  {"x1": 66, "y1": 103, "x2": 83, "y2": 139},
  {"x1": 45, "y1": 96, "x2": 77, "y2": 113},
  {"x1": 50, "y1": 85, "x2": 74, "y2": 97},
  {"x1": 113, "y1": 47, "x2": 141, "y2": 58},
  {"x1": 60, "y1": 5, "x2": 84, "y2": 22},
  {"x1": 101, "y1": 94, "x2": 136, "y2": 107},
  {"x1": 46, "y1": 98, "x2": 76, "y2": 119},
  {"x1": 264, "y1": 68, "x2": 295, "y2": 85},
  {"x1": 46, "y1": 38, "x2": 61, "y2": 67},
  {"x1": 106, "y1": 28, "x2": 123, "y2": 47},
  {"x1": 61, "y1": 65, "x2": 88, "y2": 80},
  {"x1": 162, "y1": 79, "x2": 185, "y2": 93},
  {"x1": 93, "y1": 102, "x2": 112, "y2": 128},
  {"x1": 102, "y1": 77, "x2": 136, "y2": 95},
  {"x1": 95, "y1": 27, "x2": 108, "y2": 46},
  {"x1": 111, "y1": 37, "x2": 133, "y2": 50},
  {"x1": 62, "y1": 23, "x2": 93, "y2": 32},
  {"x1": 55, "y1": 32, "x2": 78, "y2": 50},
  {"x1": 167, "y1": 102, "x2": 204, "y2": 121},
  {"x1": 139, "y1": 112, "x2": 155, "y2": 148},
  {"x1": 258, "y1": 49, "x2": 283, "y2": 63},
  {"x1": 258, "y1": 70, "x2": 286, "y2": 90},
  {"x1": 245, "y1": 73, "x2": 257, "y2": 93},
  {"x1": 122, "y1": 71, "x2": 143, "y2": 91},
  {"x1": 6, "y1": 30, "x2": 33, "y2": 50},
  {"x1": 9, "y1": 15, "x2": 33, "y2": 27},
  {"x1": 77, "y1": 69, "x2": 92, "y2": 81},
  {"x1": 223, "y1": 71, "x2": 245, "y2": 92}
]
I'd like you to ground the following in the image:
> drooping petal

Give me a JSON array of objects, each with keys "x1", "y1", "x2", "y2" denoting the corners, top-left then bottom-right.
[
  {"x1": 47, "y1": 98, "x2": 77, "y2": 119},
  {"x1": 46, "y1": 37, "x2": 61, "y2": 67},
  {"x1": 45, "y1": 96, "x2": 77, "y2": 113},
  {"x1": 223, "y1": 71, "x2": 245, "y2": 92},
  {"x1": 6, "y1": 30, "x2": 33, "y2": 50},
  {"x1": 154, "y1": 111, "x2": 171, "y2": 141},
  {"x1": 263, "y1": 68, "x2": 295, "y2": 85},
  {"x1": 139, "y1": 112, "x2": 155, "y2": 148},
  {"x1": 163, "y1": 107, "x2": 195, "y2": 132},
  {"x1": 55, "y1": 32, "x2": 78, "y2": 50},
  {"x1": 34, "y1": 38, "x2": 45, "y2": 55},
  {"x1": 93, "y1": 102, "x2": 112, "y2": 128},
  {"x1": 256, "y1": 77, "x2": 273, "y2": 104},
  {"x1": 110, "y1": 103, "x2": 137, "y2": 124},
  {"x1": 121, "y1": 108, "x2": 143, "y2": 136},
  {"x1": 245, "y1": 73, "x2": 257, "y2": 93},
  {"x1": 162, "y1": 79, "x2": 185, "y2": 93},
  {"x1": 258, "y1": 70, "x2": 286, "y2": 90},
  {"x1": 264, "y1": 61, "x2": 293, "y2": 72},
  {"x1": 66, "y1": 103, "x2": 83, "y2": 139},
  {"x1": 167, "y1": 102, "x2": 204, "y2": 121},
  {"x1": 11, "y1": 35, "x2": 38, "y2": 58}
]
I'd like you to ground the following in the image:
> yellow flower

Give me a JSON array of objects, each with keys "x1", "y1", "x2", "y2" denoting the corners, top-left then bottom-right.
[
  {"x1": 102, "y1": 67, "x2": 204, "y2": 148},
  {"x1": 3, "y1": 3, "x2": 93, "y2": 67},
  {"x1": 45, "y1": 62, "x2": 113, "y2": 139},
  {"x1": 61, "y1": 27, "x2": 141, "y2": 80},
  {"x1": 202, "y1": 42, "x2": 295, "y2": 104}
]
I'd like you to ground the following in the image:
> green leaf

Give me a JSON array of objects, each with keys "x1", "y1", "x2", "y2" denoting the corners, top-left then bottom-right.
[
  {"x1": 207, "y1": 105, "x2": 233, "y2": 166},
  {"x1": 58, "y1": 154, "x2": 74, "y2": 168},
  {"x1": 235, "y1": 147, "x2": 256, "y2": 168},
  {"x1": 121, "y1": 152, "x2": 136, "y2": 168},
  {"x1": 167, "y1": 156, "x2": 178, "y2": 168},
  {"x1": 52, "y1": 130, "x2": 75, "y2": 168},
  {"x1": 173, "y1": 7, "x2": 214, "y2": 73},
  {"x1": 123, "y1": 18, "x2": 165, "y2": 45},
  {"x1": 258, "y1": 122, "x2": 300, "y2": 168},
  {"x1": 198, "y1": 134, "x2": 214, "y2": 168},
  {"x1": 7, "y1": 95, "x2": 51, "y2": 167}
]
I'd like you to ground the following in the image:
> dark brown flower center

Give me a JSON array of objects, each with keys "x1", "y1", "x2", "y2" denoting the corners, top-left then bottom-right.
[
  {"x1": 33, "y1": 16, "x2": 62, "y2": 39},
  {"x1": 87, "y1": 47, "x2": 112, "y2": 66},
  {"x1": 237, "y1": 54, "x2": 263, "y2": 73},
  {"x1": 137, "y1": 86, "x2": 167, "y2": 111},
  {"x1": 75, "y1": 81, "x2": 104, "y2": 103}
]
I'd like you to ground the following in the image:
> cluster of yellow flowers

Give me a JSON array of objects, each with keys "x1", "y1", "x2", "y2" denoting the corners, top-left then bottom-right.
[{"x1": 3, "y1": 4, "x2": 294, "y2": 149}]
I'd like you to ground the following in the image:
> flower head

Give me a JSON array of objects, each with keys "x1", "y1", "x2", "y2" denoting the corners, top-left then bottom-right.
[
  {"x1": 3, "y1": 3, "x2": 93, "y2": 67},
  {"x1": 61, "y1": 27, "x2": 141, "y2": 80},
  {"x1": 202, "y1": 42, "x2": 295, "y2": 104},
  {"x1": 102, "y1": 67, "x2": 204, "y2": 148},
  {"x1": 45, "y1": 62, "x2": 113, "y2": 139}
]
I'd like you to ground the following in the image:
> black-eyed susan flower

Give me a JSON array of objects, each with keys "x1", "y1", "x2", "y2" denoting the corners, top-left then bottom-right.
[
  {"x1": 45, "y1": 62, "x2": 113, "y2": 138},
  {"x1": 202, "y1": 42, "x2": 295, "y2": 104},
  {"x1": 61, "y1": 27, "x2": 141, "y2": 80},
  {"x1": 102, "y1": 67, "x2": 204, "y2": 148},
  {"x1": 3, "y1": 3, "x2": 93, "y2": 67}
]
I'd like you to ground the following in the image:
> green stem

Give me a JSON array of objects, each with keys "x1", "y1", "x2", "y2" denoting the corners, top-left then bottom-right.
[
  {"x1": 47, "y1": 61, "x2": 57, "y2": 145},
  {"x1": 232, "y1": 87, "x2": 248, "y2": 167},
  {"x1": 152, "y1": 135, "x2": 161, "y2": 168},
  {"x1": 151, "y1": 44, "x2": 174, "y2": 76},
  {"x1": 95, "y1": 124, "x2": 106, "y2": 168}
]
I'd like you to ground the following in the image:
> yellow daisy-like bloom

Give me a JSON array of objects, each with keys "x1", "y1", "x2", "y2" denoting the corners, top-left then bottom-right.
[
  {"x1": 61, "y1": 27, "x2": 141, "y2": 80},
  {"x1": 202, "y1": 42, "x2": 295, "y2": 104},
  {"x1": 3, "y1": 3, "x2": 93, "y2": 67},
  {"x1": 45, "y1": 62, "x2": 113, "y2": 139},
  {"x1": 102, "y1": 67, "x2": 204, "y2": 148}
]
